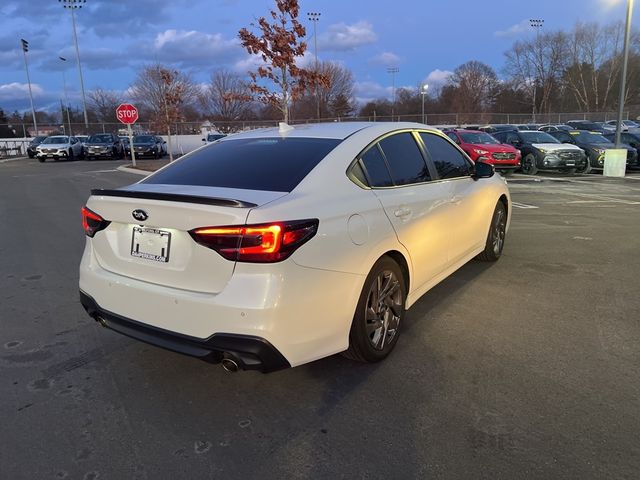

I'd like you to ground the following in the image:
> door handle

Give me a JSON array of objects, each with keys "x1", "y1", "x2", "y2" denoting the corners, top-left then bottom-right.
[{"x1": 394, "y1": 208, "x2": 411, "y2": 218}]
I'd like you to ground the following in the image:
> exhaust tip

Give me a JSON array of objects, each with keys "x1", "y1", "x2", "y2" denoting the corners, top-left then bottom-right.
[{"x1": 221, "y1": 357, "x2": 240, "y2": 373}]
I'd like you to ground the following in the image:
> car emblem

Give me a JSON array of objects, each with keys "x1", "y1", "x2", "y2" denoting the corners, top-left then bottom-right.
[{"x1": 132, "y1": 209, "x2": 148, "y2": 222}]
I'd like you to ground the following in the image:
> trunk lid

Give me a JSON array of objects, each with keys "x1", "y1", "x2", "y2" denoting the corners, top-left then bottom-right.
[{"x1": 86, "y1": 184, "x2": 287, "y2": 294}]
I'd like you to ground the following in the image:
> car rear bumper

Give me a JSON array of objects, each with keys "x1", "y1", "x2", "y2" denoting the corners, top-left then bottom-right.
[
  {"x1": 80, "y1": 290, "x2": 290, "y2": 372},
  {"x1": 79, "y1": 241, "x2": 362, "y2": 368}
]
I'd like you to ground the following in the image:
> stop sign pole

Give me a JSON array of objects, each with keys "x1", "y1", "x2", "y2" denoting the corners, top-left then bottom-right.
[{"x1": 116, "y1": 103, "x2": 139, "y2": 167}]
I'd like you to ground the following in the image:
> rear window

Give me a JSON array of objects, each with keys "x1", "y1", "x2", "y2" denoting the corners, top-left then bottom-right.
[{"x1": 143, "y1": 137, "x2": 341, "y2": 192}]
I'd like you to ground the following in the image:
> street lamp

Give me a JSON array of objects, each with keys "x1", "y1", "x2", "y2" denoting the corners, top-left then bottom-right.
[
  {"x1": 529, "y1": 18, "x2": 544, "y2": 121},
  {"x1": 387, "y1": 67, "x2": 399, "y2": 120},
  {"x1": 615, "y1": 0, "x2": 634, "y2": 147},
  {"x1": 421, "y1": 84, "x2": 429, "y2": 124},
  {"x1": 20, "y1": 38, "x2": 38, "y2": 136},
  {"x1": 307, "y1": 12, "x2": 321, "y2": 120},
  {"x1": 59, "y1": 56, "x2": 72, "y2": 136},
  {"x1": 59, "y1": 0, "x2": 89, "y2": 131}
]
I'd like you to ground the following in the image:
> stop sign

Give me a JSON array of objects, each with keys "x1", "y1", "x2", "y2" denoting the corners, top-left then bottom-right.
[{"x1": 116, "y1": 103, "x2": 139, "y2": 124}]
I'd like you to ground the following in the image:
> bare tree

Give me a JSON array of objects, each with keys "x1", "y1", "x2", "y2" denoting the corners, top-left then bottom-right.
[
  {"x1": 449, "y1": 61, "x2": 499, "y2": 113},
  {"x1": 238, "y1": 0, "x2": 326, "y2": 123},
  {"x1": 88, "y1": 88, "x2": 123, "y2": 123},
  {"x1": 199, "y1": 70, "x2": 253, "y2": 125},
  {"x1": 130, "y1": 64, "x2": 199, "y2": 160},
  {"x1": 505, "y1": 31, "x2": 567, "y2": 114},
  {"x1": 294, "y1": 61, "x2": 355, "y2": 118}
]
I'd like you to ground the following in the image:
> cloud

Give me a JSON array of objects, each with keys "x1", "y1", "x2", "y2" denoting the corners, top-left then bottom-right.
[
  {"x1": 353, "y1": 80, "x2": 392, "y2": 104},
  {"x1": 370, "y1": 52, "x2": 400, "y2": 66},
  {"x1": 494, "y1": 20, "x2": 532, "y2": 38},
  {"x1": 318, "y1": 21, "x2": 377, "y2": 52},
  {"x1": 149, "y1": 29, "x2": 240, "y2": 67},
  {"x1": 0, "y1": 82, "x2": 45, "y2": 101},
  {"x1": 424, "y1": 69, "x2": 454, "y2": 87}
]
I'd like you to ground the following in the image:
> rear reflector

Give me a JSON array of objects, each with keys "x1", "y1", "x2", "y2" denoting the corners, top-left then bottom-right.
[
  {"x1": 190, "y1": 219, "x2": 319, "y2": 263},
  {"x1": 81, "y1": 206, "x2": 110, "y2": 237}
]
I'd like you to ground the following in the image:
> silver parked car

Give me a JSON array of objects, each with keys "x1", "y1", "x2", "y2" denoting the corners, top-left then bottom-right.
[{"x1": 36, "y1": 136, "x2": 84, "y2": 162}]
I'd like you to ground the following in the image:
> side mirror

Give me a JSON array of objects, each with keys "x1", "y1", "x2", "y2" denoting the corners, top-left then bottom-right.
[{"x1": 472, "y1": 161, "x2": 495, "y2": 180}]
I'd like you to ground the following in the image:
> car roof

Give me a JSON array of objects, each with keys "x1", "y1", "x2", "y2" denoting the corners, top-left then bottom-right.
[
  {"x1": 443, "y1": 128, "x2": 484, "y2": 134},
  {"x1": 219, "y1": 122, "x2": 440, "y2": 141}
]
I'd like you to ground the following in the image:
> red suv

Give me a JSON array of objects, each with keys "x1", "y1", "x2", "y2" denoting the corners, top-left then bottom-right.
[{"x1": 444, "y1": 129, "x2": 521, "y2": 174}]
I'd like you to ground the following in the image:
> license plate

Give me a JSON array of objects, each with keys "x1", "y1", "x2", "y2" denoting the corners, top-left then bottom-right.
[
  {"x1": 566, "y1": 162, "x2": 575, "y2": 166},
  {"x1": 131, "y1": 227, "x2": 171, "y2": 263}
]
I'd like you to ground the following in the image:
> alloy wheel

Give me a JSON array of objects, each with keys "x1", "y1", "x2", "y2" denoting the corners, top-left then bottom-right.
[{"x1": 365, "y1": 270, "x2": 402, "y2": 351}]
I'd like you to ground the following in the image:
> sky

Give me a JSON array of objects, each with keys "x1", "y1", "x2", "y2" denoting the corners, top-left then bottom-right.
[{"x1": 0, "y1": 0, "x2": 638, "y2": 115}]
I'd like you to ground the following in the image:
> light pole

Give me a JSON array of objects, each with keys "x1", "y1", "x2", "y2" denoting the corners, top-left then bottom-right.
[
  {"x1": 307, "y1": 12, "x2": 321, "y2": 120},
  {"x1": 529, "y1": 18, "x2": 544, "y2": 121},
  {"x1": 387, "y1": 67, "x2": 399, "y2": 120},
  {"x1": 20, "y1": 38, "x2": 38, "y2": 136},
  {"x1": 615, "y1": 0, "x2": 634, "y2": 147},
  {"x1": 421, "y1": 84, "x2": 429, "y2": 124},
  {"x1": 59, "y1": 56, "x2": 72, "y2": 136},
  {"x1": 59, "y1": 0, "x2": 89, "y2": 131}
]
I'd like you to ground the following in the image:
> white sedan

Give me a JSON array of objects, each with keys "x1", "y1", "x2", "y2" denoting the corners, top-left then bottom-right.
[
  {"x1": 36, "y1": 135, "x2": 83, "y2": 162},
  {"x1": 79, "y1": 122, "x2": 511, "y2": 372}
]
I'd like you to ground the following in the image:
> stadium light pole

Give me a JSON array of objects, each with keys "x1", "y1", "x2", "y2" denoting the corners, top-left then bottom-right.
[
  {"x1": 307, "y1": 12, "x2": 321, "y2": 120},
  {"x1": 529, "y1": 19, "x2": 544, "y2": 121},
  {"x1": 615, "y1": 0, "x2": 634, "y2": 147},
  {"x1": 387, "y1": 67, "x2": 399, "y2": 120},
  {"x1": 20, "y1": 38, "x2": 38, "y2": 136},
  {"x1": 59, "y1": 0, "x2": 89, "y2": 131},
  {"x1": 421, "y1": 83, "x2": 429, "y2": 124},
  {"x1": 59, "y1": 56, "x2": 72, "y2": 136}
]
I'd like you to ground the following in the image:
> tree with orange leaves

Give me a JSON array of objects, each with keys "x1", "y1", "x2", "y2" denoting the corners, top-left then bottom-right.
[{"x1": 238, "y1": 0, "x2": 327, "y2": 123}]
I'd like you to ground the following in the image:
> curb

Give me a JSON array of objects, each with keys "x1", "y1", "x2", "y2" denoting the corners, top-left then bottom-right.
[{"x1": 116, "y1": 165, "x2": 151, "y2": 176}]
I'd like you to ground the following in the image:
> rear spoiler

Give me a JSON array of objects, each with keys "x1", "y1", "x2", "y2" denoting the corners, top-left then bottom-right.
[{"x1": 90, "y1": 189, "x2": 257, "y2": 208}]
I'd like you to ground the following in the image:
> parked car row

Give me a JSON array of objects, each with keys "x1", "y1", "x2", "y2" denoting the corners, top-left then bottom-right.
[
  {"x1": 440, "y1": 121, "x2": 640, "y2": 175},
  {"x1": 28, "y1": 134, "x2": 168, "y2": 162}
]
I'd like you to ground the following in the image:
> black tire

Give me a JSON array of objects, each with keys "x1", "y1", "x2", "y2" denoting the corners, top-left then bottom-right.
[
  {"x1": 522, "y1": 154, "x2": 538, "y2": 175},
  {"x1": 577, "y1": 155, "x2": 593, "y2": 174},
  {"x1": 28, "y1": 152, "x2": 35, "y2": 159},
  {"x1": 37, "y1": 157, "x2": 45, "y2": 163},
  {"x1": 68, "y1": 149, "x2": 74, "y2": 161},
  {"x1": 343, "y1": 256, "x2": 407, "y2": 363},
  {"x1": 477, "y1": 201, "x2": 507, "y2": 262}
]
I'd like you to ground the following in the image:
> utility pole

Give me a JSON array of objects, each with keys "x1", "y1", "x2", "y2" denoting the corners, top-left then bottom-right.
[
  {"x1": 615, "y1": 0, "x2": 634, "y2": 147},
  {"x1": 529, "y1": 19, "x2": 544, "y2": 121},
  {"x1": 387, "y1": 67, "x2": 399, "y2": 120},
  {"x1": 20, "y1": 38, "x2": 38, "y2": 136},
  {"x1": 421, "y1": 84, "x2": 429, "y2": 124},
  {"x1": 307, "y1": 12, "x2": 321, "y2": 120},
  {"x1": 60, "y1": 0, "x2": 89, "y2": 131},
  {"x1": 59, "y1": 56, "x2": 72, "y2": 136}
]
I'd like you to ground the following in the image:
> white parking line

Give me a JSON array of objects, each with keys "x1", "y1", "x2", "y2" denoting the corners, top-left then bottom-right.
[{"x1": 512, "y1": 202, "x2": 539, "y2": 209}]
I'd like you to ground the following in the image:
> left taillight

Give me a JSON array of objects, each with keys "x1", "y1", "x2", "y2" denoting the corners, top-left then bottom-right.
[
  {"x1": 189, "y1": 219, "x2": 319, "y2": 263},
  {"x1": 81, "y1": 206, "x2": 110, "y2": 237}
]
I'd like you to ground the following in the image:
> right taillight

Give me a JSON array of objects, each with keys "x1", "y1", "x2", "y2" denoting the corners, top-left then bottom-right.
[
  {"x1": 189, "y1": 219, "x2": 319, "y2": 263},
  {"x1": 81, "y1": 206, "x2": 110, "y2": 237}
]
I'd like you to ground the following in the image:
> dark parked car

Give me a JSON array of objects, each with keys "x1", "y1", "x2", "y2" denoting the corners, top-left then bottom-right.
[
  {"x1": 549, "y1": 130, "x2": 638, "y2": 173},
  {"x1": 602, "y1": 132, "x2": 640, "y2": 169},
  {"x1": 566, "y1": 120, "x2": 608, "y2": 134},
  {"x1": 539, "y1": 124, "x2": 573, "y2": 133},
  {"x1": 131, "y1": 135, "x2": 166, "y2": 158},
  {"x1": 84, "y1": 134, "x2": 124, "y2": 160},
  {"x1": 478, "y1": 124, "x2": 518, "y2": 134},
  {"x1": 26, "y1": 136, "x2": 48, "y2": 158},
  {"x1": 493, "y1": 130, "x2": 586, "y2": 175},
  {"x1": 202, "y1": 133, "x2": 227, "y2": 144}
]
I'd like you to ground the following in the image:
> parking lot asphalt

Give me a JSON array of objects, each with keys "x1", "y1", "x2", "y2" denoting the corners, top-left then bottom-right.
[{"x1": 1, "y1": 159, "x2": 639, "y2": 479}]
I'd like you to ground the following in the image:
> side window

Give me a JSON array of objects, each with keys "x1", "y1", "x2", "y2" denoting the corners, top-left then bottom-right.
[
  {"x1": 505, "y1": 132, "x2": 520, "y2": 145},
  {"x1": 378, "y1": 132, "x2": 431, "y2": 185},
  {"x1": 360, "y1": 145, "x2": 393, "y2": 187},
  {"x1": 559, "y1": 133, "x2": 573, "y2": 143},
  {"x1": 419, "y1": 132, "x2": 472, "y2": 179},
  {"x1": 493, "y1": 132, "x2": 506, "y2": 143}
]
